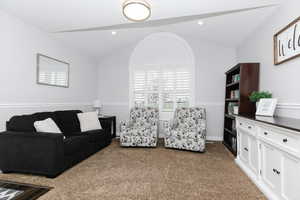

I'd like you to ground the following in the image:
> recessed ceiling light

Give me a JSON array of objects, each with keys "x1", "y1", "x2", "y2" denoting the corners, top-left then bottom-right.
[
  {"x1": 112, "y1": 31, "x2": 117, "y2": 35},
  {"x1": 123, "y1": 0, "x2": 151, "y2": 22},
  {"x1": 198, "y1": 20, "x2": 204, "y2": 25}
]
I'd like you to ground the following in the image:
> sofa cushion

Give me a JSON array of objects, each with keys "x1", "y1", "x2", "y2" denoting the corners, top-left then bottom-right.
[
  {"x1": 54, "y1": 110, "x2": 82, "y2": 135},
  {"x1": 7, "y1": 112, "x2": 56, "y2": 132},
  {"x1": 34, "y1": 118, "x2": 62, "y2": 133},
  {"x1": 77, "y1": 112, "x2": 102, "y2": 132},
  {"x1": 63, "y1": 135, "x2": 89, "y2": 155},
  {"x1": 83, "y1": 129, "x2": 108, "y2": 143}
]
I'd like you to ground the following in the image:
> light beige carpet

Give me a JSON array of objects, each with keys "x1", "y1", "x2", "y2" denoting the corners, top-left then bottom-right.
[{"x1": 0, "y1": 140, "x2": 265, "y2": 200}]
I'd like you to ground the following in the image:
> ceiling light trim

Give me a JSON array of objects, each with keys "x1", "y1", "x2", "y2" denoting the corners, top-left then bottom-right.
[{"x1": 122, "y1": 0, "x2": 151, "y2": 22}]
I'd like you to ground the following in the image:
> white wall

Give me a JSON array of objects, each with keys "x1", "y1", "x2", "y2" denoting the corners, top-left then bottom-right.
[
  {"x1": 237, "y1": 0, "x2": 300, "y2": 118},
  {"x1": 0, "y1": 11, "x2": 98, "y2": 131},
  {"x1": 98, "y1": 33, "x2": 237, "y2": 140}
]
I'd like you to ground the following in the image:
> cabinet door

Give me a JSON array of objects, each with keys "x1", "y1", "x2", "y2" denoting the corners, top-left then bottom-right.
[
  {"x1": 281, "y1": 153, "x2": 300, "y2": 200},
  {"x1": 248, "y1": 135, "x2": 259, "y2": 174},
  {"x1": 240, "y1": 132, "x2": 249, "y2": 163},
  {"x1": 261, "y1": 143, "x2": 281, "y2": 195}
]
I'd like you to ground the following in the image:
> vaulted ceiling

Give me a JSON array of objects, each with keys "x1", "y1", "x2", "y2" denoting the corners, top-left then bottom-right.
[{"x1": 0, "y1": 0, "x2": 282, "y2": 59}]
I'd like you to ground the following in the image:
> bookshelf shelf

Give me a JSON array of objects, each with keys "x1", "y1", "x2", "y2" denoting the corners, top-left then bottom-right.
[
  {"x1": 225, "y1": 98, "x2": 239, "y2": 102},
  {"x1": 225, "y1": 114, "x2": 235, "y2": 119},
  {"x1": 223, "y1": 63, "x2": 259, "y2": 156},
  {"x1": 224, "y1": 128, "x2": 236, "y2": 137},
  {"x1": 226, "y1": 81, "x2": 240, "y2": 88}
]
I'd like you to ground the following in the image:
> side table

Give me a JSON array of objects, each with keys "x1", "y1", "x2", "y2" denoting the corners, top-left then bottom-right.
[{"x1": 99, "y1": 115, "x2": 117, "y2": 138}]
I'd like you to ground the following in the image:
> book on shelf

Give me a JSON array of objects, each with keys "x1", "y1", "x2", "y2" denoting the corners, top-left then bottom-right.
[
  {"x1": 228, "y1": 103, "x2": 239, "y2": 115},
  {"x1": 232, "y1": 137, "x2": 237, "y2": 152},
  {"x1": 232, "y1": 120, "x2": 236, "y2": 131},
  {"x1": 230, "y1": 90, "x2": 240, "y2": 99},
  {"x1": 231, "y1": 74, "x2": 240, "y2": 83}
]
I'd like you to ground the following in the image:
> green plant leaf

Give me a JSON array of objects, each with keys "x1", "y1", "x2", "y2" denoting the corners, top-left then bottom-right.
[{"x1": 249, "y1": 91, "x2": 272, "y2": 102}]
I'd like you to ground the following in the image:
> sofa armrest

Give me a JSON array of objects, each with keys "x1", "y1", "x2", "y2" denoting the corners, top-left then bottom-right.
[{"x1": 0, "y1": 131, "x2": 64, "y2": 177}]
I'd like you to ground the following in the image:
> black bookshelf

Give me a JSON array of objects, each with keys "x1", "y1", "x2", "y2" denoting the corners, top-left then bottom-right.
[{"x1": 223, "y1": 63, "x2": 259, "y2": 156}]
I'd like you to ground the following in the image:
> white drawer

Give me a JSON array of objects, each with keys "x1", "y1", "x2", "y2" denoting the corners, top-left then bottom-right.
[
  {"x1": 260, "y1": 128, "x2": 300, "y2": 154},
  {"x1": 237, "y1": 120, "x2": 257, "y2": 137}
]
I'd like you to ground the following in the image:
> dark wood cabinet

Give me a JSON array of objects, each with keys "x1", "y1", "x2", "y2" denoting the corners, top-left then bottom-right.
[{"x1": 223, "y1": 63, "x2": 259, "y2": 156}]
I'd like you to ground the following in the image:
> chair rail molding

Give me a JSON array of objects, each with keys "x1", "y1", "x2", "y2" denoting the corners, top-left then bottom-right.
[
  {"x1": 276, "y1": 103, "x2": 300, "y2": 110},
  {"x1": 0, "y1": 102, "x2": 92, "y2": 108},
  {"x1": 275, "y1": 102, "x2": 300, "y2": 119},
  {"x1": 102, "y1": 102, "x2": 129, "y2": 106},
  {"x1": 102, "y1": 101, "x2": 224, "y2": 107}
]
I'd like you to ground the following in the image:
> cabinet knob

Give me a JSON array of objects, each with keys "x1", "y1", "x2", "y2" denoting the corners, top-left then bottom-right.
[
  {"x1": 273, "y1": 169, "x2": 281, "y2": 175},
  {"x1": 277, "y1": 170, "x2": 281, "y2": 175},
  {"x1": 264, "y1": 132, "x2": 268, "y2": 135},
  {"x1": 240, "y1": 123, "x2": 242, "y2": 126},
  {"x1": 283, "y1": 138, "x2": 288, "y2": 143},
  {"x1": 248, "y1": 126, "x2": 252, "y2": 129},
  {"x1": 244, "y1": 147, "x2": 248, "y2": 152}
]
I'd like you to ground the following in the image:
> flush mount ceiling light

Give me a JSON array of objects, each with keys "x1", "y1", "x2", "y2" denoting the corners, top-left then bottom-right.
[
  {"x1": 122, "y1": 0, "x2": 151, "y2": 22},
  {"x1": 197, "y1": 20, "x2": 204, "y2": 26}
]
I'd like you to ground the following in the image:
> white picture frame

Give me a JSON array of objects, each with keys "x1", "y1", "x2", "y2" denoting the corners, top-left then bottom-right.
[{"x1": 256, "y1": 98, "x2": 278, "y2": 116}]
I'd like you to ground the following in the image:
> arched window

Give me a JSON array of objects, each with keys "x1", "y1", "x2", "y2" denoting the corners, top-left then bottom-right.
[
  {"x1": 133, "y1": 65, "x2": 193, "y2": 109},
  {"x1": 130, "y1": 33, "x2": 195, "y2": 119}
]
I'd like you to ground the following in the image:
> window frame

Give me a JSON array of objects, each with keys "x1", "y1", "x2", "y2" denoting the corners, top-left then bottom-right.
[{"x1": 130, "y1": 64, "x2": 195, "y2": 120}]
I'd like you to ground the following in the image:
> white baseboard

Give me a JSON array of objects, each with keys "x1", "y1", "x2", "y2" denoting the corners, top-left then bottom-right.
[
  {"x1": 206, "y1": 136, "x2": 223, "y2": 141},
  {"x1": 235, "y1": 159, "x2": 279, "y2": 200}
]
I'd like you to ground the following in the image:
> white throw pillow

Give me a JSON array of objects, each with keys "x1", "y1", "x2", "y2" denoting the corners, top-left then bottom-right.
[
  {"x1": 34, "y1": 118, "x2": 65, "y2": 139},
  {"x1": 77, "y1": 112, "x2": 102, "y2": 132}
]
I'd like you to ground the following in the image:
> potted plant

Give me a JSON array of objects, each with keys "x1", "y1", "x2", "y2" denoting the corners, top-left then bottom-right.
[{"x1": 249, "y1": 91, "x2": 272, "y2": 107}]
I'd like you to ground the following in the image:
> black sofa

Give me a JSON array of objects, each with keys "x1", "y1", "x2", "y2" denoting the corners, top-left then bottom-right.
[{"x1": 0, "y1": 110, "x2": 112, "y2": 178}]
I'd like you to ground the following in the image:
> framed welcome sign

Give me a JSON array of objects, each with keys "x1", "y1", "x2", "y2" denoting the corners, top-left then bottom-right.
[{"x1": 274, "y1": 16, "x2": 300, "y2": 65}]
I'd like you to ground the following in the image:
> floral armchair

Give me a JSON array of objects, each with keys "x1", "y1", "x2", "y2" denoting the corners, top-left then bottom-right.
[
  {"x1": 164, "y1": 107, "x2": 206, "y2": 152},
  {"x1": 120, "y1": 106, "x2": 159, "y2": 147}
]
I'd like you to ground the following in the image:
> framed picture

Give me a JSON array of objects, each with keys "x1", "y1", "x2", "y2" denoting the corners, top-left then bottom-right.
[
  {"x1": 37, "y1": 54, "x2": 70, "y2": 88},
  {"x1": 256, "y1": 98, "x2": 278, "y2": 117},
  {"x1": 274, "y1": 16, "x2": 300, "y2": 65}
]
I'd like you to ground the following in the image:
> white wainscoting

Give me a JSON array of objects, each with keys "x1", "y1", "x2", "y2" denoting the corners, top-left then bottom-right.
[
  {"x1": 101, "y1": 102, "x2": 225, "y2": 141},
  {"x1": 0, "y1": 103, "x2": 93, "y2": 131},
  {"x1": 2, "y1": 102, "x2": 297, "y2": 141},
  {"x1": 101, "y1": 102, "x2": 300, "y2": 141}
]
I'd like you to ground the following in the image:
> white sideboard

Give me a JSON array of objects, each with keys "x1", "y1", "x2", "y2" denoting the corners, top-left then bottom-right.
[{"x1": 236, "y1": 116, "x2": 300, "y2": 200}]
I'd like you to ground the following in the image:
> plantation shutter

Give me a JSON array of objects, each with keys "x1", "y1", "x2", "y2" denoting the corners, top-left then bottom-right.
[{"x1": 133, "y1": 65, "x2": 192, "y2": 112}]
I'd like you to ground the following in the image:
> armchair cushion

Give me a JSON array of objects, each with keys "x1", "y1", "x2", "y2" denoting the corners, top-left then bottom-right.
[{"x1": 121, "y1": 126, "x2": 157, "y2": 137}]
